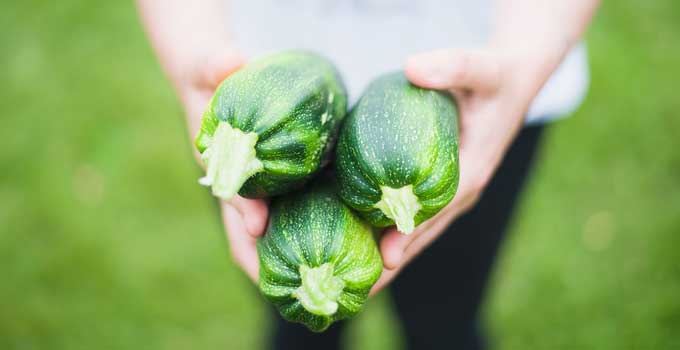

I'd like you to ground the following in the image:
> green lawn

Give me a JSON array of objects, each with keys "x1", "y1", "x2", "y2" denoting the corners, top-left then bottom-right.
[{"x1": 1, "y1": 1, "x2": 679, "y2": 349}]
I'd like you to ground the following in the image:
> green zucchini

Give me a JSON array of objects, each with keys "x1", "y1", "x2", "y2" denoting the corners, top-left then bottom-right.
[
  {"x1": 257, "y1": 179, "x2": 382, "y2": 332},
  {"x1": 335, "y1": 72, "x2": 459, "y2": 234},
  {"x1": 195, "y1": 50, "x2": 347, "y2": 200}
]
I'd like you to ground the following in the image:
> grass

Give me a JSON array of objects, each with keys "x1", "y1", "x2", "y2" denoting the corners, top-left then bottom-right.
[{"x1": 1, "y1": 1, "x2": 679, "y2": 349}]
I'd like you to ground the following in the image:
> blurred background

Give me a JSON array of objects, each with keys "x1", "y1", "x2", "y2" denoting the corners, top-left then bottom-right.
[{"x1": 1, "y1": 1, "x2": 679, "y2": 349}]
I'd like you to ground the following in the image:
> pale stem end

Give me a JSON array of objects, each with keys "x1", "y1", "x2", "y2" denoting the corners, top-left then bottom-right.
[
  {"x1": 292, "y1": 263, "x2": 345, "y2": 316},
  {"x1": 374, "y1": 185, "x2": 422, "y2": 234},
  {"x1": 198, "y1": 122, "x2": 263, "y2": 200}
]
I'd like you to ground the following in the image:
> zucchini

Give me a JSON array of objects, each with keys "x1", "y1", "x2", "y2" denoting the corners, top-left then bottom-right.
[
  {"x1": 257, "y1": 179, "x2": 382, "y2": 332},
  {"x1": 195, "y1": 51, "x2": 347, "y2": 200},
  {"x1": 335, "y1": 72, "x2": 459, "y2": 234}
]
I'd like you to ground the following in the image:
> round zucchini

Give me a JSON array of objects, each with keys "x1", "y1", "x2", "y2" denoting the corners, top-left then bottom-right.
[
  {"x1": 257, "y1": 180, "x2": 382, "y2": 332},
  {"x1": 195, "y1": 50, "x2": 347, "y2": 200},
  {"x1": 335, "y1": 72, "x2": 459, "y2": 234}
]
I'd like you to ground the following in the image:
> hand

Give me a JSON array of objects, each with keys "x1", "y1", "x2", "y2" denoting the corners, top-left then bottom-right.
[
  {"x1": 370, "y1": 46, "x2": 560, "y2": 295},
  {"x1": 177, "y1": 49, "x2": 266, "y2": 283}
]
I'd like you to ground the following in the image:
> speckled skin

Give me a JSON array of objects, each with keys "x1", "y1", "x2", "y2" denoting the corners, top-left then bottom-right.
[
  {"x1": 195, "y1": 51, "x2": 348, "y2": 198},
  {"x1": 335, "y1": 72, "x2": 460, "y2": 229},
  {"x1": 257, "y1": 179, "x2": 382, "y2": 332}
]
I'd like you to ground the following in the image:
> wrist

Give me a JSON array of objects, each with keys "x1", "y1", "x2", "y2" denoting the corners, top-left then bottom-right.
[{"x1": 487, "y1": 23, "x2": 575, "y2": 91}]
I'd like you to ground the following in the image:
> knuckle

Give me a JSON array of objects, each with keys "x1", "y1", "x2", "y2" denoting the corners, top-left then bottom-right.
[{"x1": 449, "y1": 52, "x2": 470, "y2": 81}]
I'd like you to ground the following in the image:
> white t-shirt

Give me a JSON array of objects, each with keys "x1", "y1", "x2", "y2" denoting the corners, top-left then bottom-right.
[{"x1": 228, "y1": 0, "x2": 589, "y2": 124}]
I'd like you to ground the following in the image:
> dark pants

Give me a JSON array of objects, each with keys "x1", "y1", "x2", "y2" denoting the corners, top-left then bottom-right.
[{"x1": 271, "y1": 125, "x2": 546, "y2": 350}]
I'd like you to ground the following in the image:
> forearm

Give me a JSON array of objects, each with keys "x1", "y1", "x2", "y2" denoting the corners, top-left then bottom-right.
[
  {"x1": 136, "y1": 0, "x2": 234, "y2": 89},
  {"x1": 490, "y1": 0, "x2": 600, "y2": 94}
]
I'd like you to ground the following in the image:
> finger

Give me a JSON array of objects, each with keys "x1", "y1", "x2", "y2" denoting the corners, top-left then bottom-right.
[
  {"x1": 405, "y1": 48, "x2": 501, "y2": 93},
  {"x1": 379, "y1": 227, "x2": 413, "y2": 270},
  {"x1": 369, "y1": 267, "x2": 398, "y2": 297},
  {"x1": 402, "y1": 208, "x2": 458, "y2": 263},
  {"x1": 221, "y1": 202, "x2": 259, "y2": 283},
  {"x1": 230, "y1": 196, "x2": 269, "y2": 238},
  {"x1": 374, "y1": 205, "x2": 460, "y2": 295},
  {"x1": 379, "y1": 201, "x2": 455, "y2": 270}
]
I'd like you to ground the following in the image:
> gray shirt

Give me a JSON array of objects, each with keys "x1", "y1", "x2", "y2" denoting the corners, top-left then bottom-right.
[{"x1": 228, "y1": 0, "x2": 589, "y2": 123}]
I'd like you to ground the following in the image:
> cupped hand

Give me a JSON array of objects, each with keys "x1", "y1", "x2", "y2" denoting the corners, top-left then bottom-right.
[
  {"x1": 178, "y1": 49, "x2": 266, "y2": 283},
  {"x1": 371, "y1": 47, "x2": 557, "y2": 295}
]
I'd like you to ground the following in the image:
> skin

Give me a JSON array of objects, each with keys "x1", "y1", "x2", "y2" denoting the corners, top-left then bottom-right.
[{"x1": 137, "y1": 0, "x2": 600, "y2": 293}]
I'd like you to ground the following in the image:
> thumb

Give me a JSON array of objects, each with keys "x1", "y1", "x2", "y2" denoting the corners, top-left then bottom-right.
[
  {"x1": 405, "y1": 48, "x2": 501, "y2": 93},
  {"x1": 196, "y1": 50, "x2": 246, "y2": 89}
]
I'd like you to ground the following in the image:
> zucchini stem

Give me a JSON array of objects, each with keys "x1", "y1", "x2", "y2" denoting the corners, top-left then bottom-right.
[
  {"x1": 198, "y1": 122, "x2": 263, "y2": 200},
  {"x1": 375, "y1": 185, "x2": 422, "y2": 234},
  {"x1": 292, "y1": 263, "x2": 345, "y2": 316}
]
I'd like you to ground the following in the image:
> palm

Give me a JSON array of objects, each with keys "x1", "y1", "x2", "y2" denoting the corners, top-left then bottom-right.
[{"x1": 372, "y1": 48, "x2": 532, "y2": 295}]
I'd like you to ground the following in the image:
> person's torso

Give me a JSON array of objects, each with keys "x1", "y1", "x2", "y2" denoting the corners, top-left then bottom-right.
[{"x1": 228, "y1": 0, "x2": 589, "y2": 122}]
